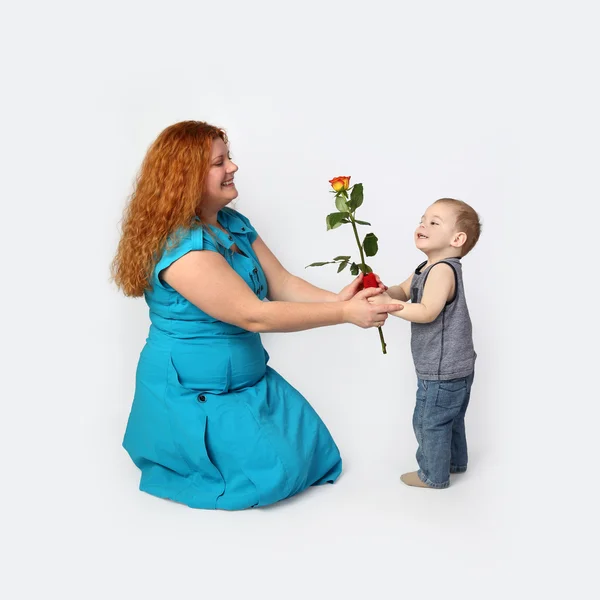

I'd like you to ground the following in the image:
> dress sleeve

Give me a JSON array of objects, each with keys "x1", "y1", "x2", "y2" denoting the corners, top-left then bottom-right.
[{"x1": 153, "y1": 226, "x2": 219, "y2": 291}]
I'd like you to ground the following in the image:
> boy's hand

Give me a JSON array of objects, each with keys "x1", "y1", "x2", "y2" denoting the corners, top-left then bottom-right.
[{"x1": 368, "y1": 291, "x2": 394, "y2": 305}]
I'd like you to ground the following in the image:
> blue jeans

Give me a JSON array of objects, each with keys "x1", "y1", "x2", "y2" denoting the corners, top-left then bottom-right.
[{"x1": 413, "y1": 372, "x2": 474, "y2": 488}]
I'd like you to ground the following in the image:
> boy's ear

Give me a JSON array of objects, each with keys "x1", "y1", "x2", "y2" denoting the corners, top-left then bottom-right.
[{"x1": 451, "y1": 232, "x2": 467, "y2": 249}]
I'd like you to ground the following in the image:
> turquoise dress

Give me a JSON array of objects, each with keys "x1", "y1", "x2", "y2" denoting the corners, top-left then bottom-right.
[{"x1": 123, "y1": 207, "x2": 342, "y2": 509}]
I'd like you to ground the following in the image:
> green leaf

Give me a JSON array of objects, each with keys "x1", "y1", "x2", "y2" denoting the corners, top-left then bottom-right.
[
  {"x1": 326, "y1": 212, "x2": 349, "y2": 230},
  {"x1": 335, "y1": 195, "x2": 349, "y2": 212},
  {"x1": 358, "y1": 263, "x2": 373, "y2": 274},
  {"x1": 305, "y1": 261, "x2": 333, "y2": 268},
  {"x1": 354, "y1": 219, "x2": 371, "y2": 226},
  {"x1": 350, "y1": 262, "x2": 359, "y2": 276},
  {"x1": 363, "y1": 232, "x2": 379, "y2": 257},
  {"x1": 333, "y1": 255, "x2": 351, "y2": 261},
  {"x1": 337, "y1": 261, "x2": 349, "y2": 273},
  {"x1": 347, "y1": 183, "x2": 364, "y2": 211}
]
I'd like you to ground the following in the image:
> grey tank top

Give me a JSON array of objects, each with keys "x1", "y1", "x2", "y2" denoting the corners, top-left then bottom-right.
[{"x1": 410, "y1": 257, "x2": 476, "y2": 380}]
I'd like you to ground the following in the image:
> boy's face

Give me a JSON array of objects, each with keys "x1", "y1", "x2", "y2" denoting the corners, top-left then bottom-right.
[{"x1": 414, "y1": 202, "x2": 461, "y2": 254}]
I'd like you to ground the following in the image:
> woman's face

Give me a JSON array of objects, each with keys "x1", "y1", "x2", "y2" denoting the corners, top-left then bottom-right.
[{"x1": 201, "y1": 136, "x2": 239, "y2": 212}]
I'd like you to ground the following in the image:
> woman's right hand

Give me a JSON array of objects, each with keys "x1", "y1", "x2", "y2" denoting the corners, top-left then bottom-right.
[{"x1": 342, "y1": 287, "x2": 404, "y2": 329}]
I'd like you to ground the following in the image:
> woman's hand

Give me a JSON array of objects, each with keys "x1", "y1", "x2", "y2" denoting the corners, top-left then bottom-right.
[
  {"x1": 337, "y1": 273, "x2": 364, "y2": 301},
  {"x1": 342, "y1": 287, "x2": 403, "y2": 328},
  {"x1": 337, "y1": 273, "x2": 387, "y2": 301}
]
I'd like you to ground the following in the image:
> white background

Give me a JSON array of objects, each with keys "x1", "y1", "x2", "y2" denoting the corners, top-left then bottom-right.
[{"x1": 2, "y1": 1, "x2": 598, "y2": 598}]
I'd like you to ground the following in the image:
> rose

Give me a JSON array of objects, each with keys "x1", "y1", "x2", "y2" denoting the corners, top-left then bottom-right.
[
  {"x1": 329, "y1": 176, "x2": 351, "y2": 193},
  {"x1": 307, "y1": 176, "x2": 389, "y2": 354}
]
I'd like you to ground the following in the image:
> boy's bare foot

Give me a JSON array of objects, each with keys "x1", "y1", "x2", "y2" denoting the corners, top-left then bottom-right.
[{"x1": 400, "y1": 471, "x2": 434, "y2": 488}]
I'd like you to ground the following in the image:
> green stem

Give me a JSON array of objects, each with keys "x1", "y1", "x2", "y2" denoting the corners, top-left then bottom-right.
[
  {"x1": 349, "y1": 208, "x2": 387, "y2": 354},
  {"x1": 378, "y1": 326, "x2": 387, "y2": 354},
  {"x1": 349, "y1": 213, "x2": 367, "y2": 269}
]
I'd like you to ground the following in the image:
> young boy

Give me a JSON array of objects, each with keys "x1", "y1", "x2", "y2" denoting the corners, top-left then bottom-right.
[{"x1": 372, "y1": 198, "x2": 481, "y2": 489}]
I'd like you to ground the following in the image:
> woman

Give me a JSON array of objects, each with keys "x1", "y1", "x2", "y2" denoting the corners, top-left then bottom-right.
[{"x1": 112, "y1": 121, "x2": 402, "y2": 510}]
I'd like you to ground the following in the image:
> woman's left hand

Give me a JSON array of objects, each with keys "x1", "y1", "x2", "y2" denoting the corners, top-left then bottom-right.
[{"x1": 337, "y1": 273, "x2": 387, "y2": 301}]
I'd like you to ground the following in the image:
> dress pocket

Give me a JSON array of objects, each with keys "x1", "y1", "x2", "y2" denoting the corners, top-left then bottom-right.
[
  {"x1": 169, "y1": 345, "x2": 230, "y2": 394},
  {"x1": 435, "y1": 378, "x2": 467, "y2": 409}
]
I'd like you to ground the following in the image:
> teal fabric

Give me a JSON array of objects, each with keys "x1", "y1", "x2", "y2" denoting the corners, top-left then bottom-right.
[{"x1": 123, "y1": 207, "x2": 342, "y2": 509}]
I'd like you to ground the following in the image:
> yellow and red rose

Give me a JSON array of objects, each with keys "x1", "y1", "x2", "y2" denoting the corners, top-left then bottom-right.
[{"x1": 329, "y1": 176, "x2": 351, "y2": 193}]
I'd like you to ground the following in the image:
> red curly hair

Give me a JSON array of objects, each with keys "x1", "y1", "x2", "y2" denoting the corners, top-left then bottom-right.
[{"x1": 111, "y1": 121, "x2": 228, "y2": 297}]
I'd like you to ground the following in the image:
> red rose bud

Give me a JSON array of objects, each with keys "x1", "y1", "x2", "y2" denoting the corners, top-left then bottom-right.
[{"x1": 363, "y1": 273, "x2": 378, "y2": 288}]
